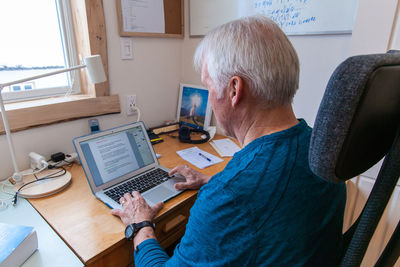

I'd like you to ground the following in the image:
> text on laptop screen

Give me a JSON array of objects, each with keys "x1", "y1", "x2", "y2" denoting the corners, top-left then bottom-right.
[{"x1": 79, "y1": 125, "x2": 155, "y2": 187}]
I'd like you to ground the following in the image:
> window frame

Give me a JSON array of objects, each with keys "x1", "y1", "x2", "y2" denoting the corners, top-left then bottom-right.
[
  {"x1": 57, "y1": 0, "x2": 81, "y2": 95},
  {"x1": 0, "y1": 0, "x2": 120, "y2": 134}
]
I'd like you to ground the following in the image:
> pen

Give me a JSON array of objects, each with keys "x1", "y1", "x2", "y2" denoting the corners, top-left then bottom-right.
[{"x1": 198, "y1": 152, "x2": 211, "y2": 162}]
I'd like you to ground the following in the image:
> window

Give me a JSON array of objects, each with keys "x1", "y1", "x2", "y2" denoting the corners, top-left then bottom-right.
[
  {"x1": 0, "y1": 0, "x2": 120, "y2": 135},
  {"x1": 0, "y1": 0, "x2": 79, "y2": 102}
]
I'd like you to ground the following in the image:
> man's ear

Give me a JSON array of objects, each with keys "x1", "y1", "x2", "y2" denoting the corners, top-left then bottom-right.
[{"x1": 229, "y1": 76, "x2": 244, "y2": 107}]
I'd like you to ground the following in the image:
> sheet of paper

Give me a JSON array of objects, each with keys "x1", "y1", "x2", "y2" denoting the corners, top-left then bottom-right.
[
  {"x1": 121, "y1": 0, "x2": 165, "y2": 33},
  {"x1": 210, "y1": 138, "x2": 241, "y2": 157},
  {"x1": 176, "y1": 147, "x2": 223, "y2": 169}
]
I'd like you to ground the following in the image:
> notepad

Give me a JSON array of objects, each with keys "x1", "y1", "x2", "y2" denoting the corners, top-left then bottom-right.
[
  {"x1": 176, "y1": 147, "x2": 222, "y2": 169},
  {"x1": 210, "y1": 138, "x2": 241, "y2": 157}
]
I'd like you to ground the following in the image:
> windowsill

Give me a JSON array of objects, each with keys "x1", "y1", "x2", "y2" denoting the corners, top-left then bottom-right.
[{"x1": 0, "y1": 94, "x2": 120, "y2": 134}]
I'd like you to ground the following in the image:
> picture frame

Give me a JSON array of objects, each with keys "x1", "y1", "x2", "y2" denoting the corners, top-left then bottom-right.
[{"x1": 177, "y1": 83, "x2": 212, "y2": 130}]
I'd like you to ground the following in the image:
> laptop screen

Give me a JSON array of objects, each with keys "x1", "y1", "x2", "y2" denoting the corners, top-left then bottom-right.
[{"x1": 78, "y1": 125, "x2": 155, "y2": 187}]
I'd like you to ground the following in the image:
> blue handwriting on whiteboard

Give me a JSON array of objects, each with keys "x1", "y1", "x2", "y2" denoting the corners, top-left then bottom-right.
[{"x1": 253, "y1": 0, "x2": 316, "y2": 29}]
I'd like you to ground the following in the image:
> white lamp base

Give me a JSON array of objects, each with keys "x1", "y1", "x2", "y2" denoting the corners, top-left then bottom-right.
[{"x1": 13, "y1": 169, "x2": 72, "y2": 198}]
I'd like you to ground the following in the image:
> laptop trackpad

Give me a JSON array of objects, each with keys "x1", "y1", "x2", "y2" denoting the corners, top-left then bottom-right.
[{"x1": 143, "y1": 185, "x2": 177, "y2": 205}]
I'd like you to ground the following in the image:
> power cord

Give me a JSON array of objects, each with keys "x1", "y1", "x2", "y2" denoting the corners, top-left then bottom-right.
[
  {"x1": 132, "y1": 106, "x2": 141, "y2": 122},
  {"x1": 12, "y1": 167, "x2": 67, "y2": 206},
  {"x1": 1, "y1": 152, "x2": 73, "y2": 208},
  {"x1": 20, "y1": 162, "x2": 49, "y2": 176},
  {"x1": 15, "y1": 152, "x2": 50, "y2": 178},
  {"x1": 0, "y1": 181, "x2": 15, "y2": 211},
  {"x1": 11, "y1": 167, "x2": 67, "y2": 206},
  {"x1": 48, "y1": 159, "x2": 74, "y2": 169}
]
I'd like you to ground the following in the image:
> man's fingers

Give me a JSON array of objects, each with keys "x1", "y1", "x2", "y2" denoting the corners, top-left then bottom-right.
[
  {"x1": 111, "y1": 209, "x2": 122, "y2": 217},
  {"x1": 131, "y1": 191, "x2": 147, "y2": 204},
  {"x1": 174, "y1": 182, "x2": 190, "y2": 190},
  {"x1": 124, "y1": 192, "x2": 134, "y2": 203},
  {"x1": 168, "y1": 166, "x2": 179, "y2": 176},
  {"x1": 169, "y1": 165, "x2": 186, "y2": 176}
]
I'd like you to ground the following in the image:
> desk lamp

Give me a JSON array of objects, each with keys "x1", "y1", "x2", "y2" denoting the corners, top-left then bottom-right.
[{"x1": 0, "y1": 55, "x2": 106, "y2": 196}]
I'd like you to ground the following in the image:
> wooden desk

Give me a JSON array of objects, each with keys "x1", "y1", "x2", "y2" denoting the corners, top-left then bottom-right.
[{"x1": 28, "y1": 134, "x2": 234, "y2": 266}]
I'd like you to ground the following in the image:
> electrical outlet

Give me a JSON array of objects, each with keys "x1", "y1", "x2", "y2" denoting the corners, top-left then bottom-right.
[{"x1": 127, "y1": 94, "x2": 137, "y2": 116}]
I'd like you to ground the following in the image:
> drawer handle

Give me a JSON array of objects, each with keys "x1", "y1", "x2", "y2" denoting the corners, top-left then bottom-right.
[{"x1": 163, "y1": 215, "x2": 187, "y2": 233}]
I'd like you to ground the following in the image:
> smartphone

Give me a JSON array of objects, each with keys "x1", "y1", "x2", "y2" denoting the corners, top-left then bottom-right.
[{"x1": 88, "y1": 119, "x2": 100, "y2": 133}]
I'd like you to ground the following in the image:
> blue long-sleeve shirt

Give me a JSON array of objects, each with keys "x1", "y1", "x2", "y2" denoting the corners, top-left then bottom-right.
[{"x1": 135, "y1": 119, "x2": 346, "y2": 266}]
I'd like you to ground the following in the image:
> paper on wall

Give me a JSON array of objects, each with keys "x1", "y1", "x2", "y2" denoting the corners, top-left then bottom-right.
[{"x1": 122, "y1": 0, "x2": 165, "y2": 33}]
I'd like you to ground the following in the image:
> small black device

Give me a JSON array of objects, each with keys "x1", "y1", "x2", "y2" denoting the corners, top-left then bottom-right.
[
  {"x1": 125, "y1": 221, "x2": 155, "y2": 240},
  {"x1": 51, "y1": 152, "x2": 66, "y2": 162},
  {"x1": 147, "y1": 130, "x2": 163, "y2": 145},
  {"x1": 178, "y1": 126, "x2": 210, "y2": 144}
]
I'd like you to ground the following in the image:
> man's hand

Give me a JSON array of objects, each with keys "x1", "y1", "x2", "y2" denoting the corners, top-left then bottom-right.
[
  {"x1": 111, "y1": 191, "x2": 164, "y2": 226},
  {"x1": 169, "y1": 165, "x2": 212, "y2": 190},
  {"x1": 111, "y1": 191, "x2": 163, "y2": 249}
]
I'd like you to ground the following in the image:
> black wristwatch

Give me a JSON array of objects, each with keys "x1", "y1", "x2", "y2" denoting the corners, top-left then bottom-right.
[{"x1": 125, "y1": 221, "x2": 155, "y2": 240}]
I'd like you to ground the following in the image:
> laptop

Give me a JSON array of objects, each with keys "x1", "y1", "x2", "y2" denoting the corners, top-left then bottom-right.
[{"x1": 73, "y1": 121, "x2": 185, "y2": 209}]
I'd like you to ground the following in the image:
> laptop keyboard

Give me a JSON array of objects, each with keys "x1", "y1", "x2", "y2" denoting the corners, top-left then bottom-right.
[{"x1": 104, "y1": 168, "x2": 170, "y2": 203}]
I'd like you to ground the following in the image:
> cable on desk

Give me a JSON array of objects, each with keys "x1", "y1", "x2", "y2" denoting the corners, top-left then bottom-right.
[
  {"x1": 13, "y1": 167, "x2": 67, "y2": 206},
  {"x1": 0, "y1": 181, "x2": 15, "y2": 211},
  {"x1": 48, "y1": 159, "x2": 74, "y2": 169}
]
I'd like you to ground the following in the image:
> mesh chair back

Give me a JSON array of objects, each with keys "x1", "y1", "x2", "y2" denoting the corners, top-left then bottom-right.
[
  {"x1": 309, "y1": 51, "x2": 400, "y2": 266},
  {"x1": 309, "y1": 51, "x2": 400, "y2": 183}
]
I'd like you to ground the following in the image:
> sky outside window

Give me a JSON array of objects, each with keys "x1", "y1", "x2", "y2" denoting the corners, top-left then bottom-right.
[
  {"x1": 0, "y1": 0, "x2": 70, "y2": 94},
  {"x1": 0, "y1": 0, "x2": 65, "y2": 67}
]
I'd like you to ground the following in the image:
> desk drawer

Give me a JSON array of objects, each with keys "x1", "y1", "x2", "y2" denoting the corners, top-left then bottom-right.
[{"x1": 154, "y1": 197, "x2": 196, "y2": 248}]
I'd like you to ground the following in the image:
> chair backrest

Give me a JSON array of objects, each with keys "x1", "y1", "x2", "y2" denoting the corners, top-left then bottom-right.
[{"x1": 309, "y1": 51, "x2": 400, "y2": 266}]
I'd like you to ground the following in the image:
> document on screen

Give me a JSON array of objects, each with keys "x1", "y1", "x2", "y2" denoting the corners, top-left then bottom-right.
[{"x1": 89, "y1": 132, "x2": 139, "y2": 183}]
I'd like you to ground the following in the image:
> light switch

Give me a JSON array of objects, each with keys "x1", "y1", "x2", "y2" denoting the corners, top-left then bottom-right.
[{"x1": 120, "y1": 37, "x2": 133, "y2": 60}]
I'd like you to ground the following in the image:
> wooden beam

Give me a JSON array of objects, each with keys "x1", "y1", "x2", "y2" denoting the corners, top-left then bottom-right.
[
  {"x1": 70, "y1": 0, "x2": 109, "y2": 97},
  {"x1": 0, "y1": 95, "x2": 120, "y2": 134}
]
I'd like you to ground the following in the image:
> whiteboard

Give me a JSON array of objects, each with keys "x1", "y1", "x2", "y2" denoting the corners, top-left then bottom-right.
[{"x1": 190, "y1": 0, "x2": 359, "y2": 36}]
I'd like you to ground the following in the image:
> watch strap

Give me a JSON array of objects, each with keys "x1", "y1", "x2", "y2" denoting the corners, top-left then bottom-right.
[
  {"x1": 126, "y1": 221, "x2": 155, "y2": 240},
  {"x1": 134, "y1": 221, "x2": 155, "y2": 233}
]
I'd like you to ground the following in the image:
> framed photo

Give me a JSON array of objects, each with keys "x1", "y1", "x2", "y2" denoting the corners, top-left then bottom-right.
[{"x1": 177, "y1": 83, "x2": 212, "y2": 130}]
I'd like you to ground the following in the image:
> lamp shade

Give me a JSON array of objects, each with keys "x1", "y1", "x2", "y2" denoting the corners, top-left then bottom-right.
[{"x1": 84, "y1": 55, "x2": 106, "y2": 84}]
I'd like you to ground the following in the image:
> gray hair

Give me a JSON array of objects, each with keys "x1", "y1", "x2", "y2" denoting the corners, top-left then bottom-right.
[{"x1": 194, "y1": 15, "x2": 299, "y2": 106}]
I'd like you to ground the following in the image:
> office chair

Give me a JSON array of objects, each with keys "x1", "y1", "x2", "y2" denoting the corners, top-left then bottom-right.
[{"x1": 308, "y1": 50, "x2": 400, "y2": 266}]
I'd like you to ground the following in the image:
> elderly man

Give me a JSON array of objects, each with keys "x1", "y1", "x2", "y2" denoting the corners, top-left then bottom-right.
[{"x1": 112, "y1": 16, "x2": 346, "y2": 266}]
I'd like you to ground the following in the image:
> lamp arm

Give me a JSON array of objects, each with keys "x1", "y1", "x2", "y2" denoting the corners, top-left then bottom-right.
[
  {"x1": 0, "y1": 64, "x2": 85, "y2": 183},
  {"x1": 0, "y1": 64, "x2": 86, "y2": 89},
  {"x1": 0, "y1": 89, "x2": 22, "y2": 182},
  {"x1": 0, "y1": 55, "x2": 105, "y2": 184}
]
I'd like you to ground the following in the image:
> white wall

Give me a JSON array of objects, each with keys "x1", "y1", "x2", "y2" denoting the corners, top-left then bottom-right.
[
  {"x1": 350, "y1": 0, "x2": 399, "y2": 55},
  {"x1": 291, "y1": 34, "x2": 351, "y2": 126}
]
